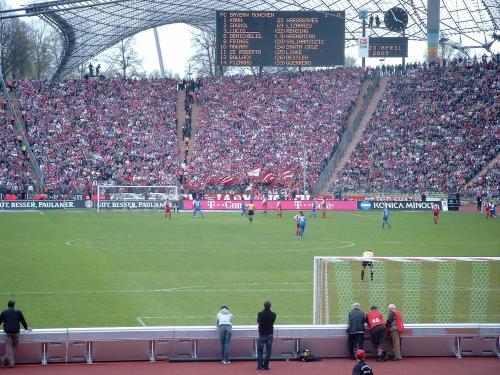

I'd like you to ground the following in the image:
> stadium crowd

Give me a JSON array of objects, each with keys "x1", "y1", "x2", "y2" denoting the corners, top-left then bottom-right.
[
  {"x1": 465, "y1": 161, "x2": 500, "y2": 198},
  {"x1": 2, "y1": 59, "x2": 497, "y2": 198},
  {"x1": 0, "y1": 106, "x2": 33, "y2": 197},
  {"x1": 335, "y1": 59, "x2": 499, "y2": 194},
  {"x1": 15, "y1": 78, "x2": 179, "y2": 194},
  {"x1": 187, "y1": 68, "x2": 366, "y2": 189}
]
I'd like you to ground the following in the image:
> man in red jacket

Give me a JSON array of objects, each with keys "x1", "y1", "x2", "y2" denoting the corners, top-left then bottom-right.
[
  {"x1": 366, "y1": 306, "x2": 386, "y2": 362},
  {"x1": 386, "y1": 304, "x2": 404, "y2": 360}
]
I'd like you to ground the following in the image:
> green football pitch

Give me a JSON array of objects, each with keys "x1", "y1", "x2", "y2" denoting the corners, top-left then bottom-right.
[{"x1": 0, "y1": 209, "x2": 498, "y2": 328}]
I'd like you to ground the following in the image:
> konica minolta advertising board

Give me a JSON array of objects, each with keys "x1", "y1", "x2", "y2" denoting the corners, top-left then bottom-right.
[{"x1": 357, "y1": 200, "x2": 443, "y2": 211}]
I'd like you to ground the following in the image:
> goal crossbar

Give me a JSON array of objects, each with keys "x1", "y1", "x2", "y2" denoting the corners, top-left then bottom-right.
[{"x1": 314, "y1": 256, "x2": 500, "y2": 263}]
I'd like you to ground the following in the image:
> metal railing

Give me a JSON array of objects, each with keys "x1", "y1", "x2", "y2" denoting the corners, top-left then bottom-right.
[
  {"x1": 313, "y1": 72, "x2": 381, "y2": 195},
  {"x1": 0, "y1": 72, "x2": 44, "y2": 189}
]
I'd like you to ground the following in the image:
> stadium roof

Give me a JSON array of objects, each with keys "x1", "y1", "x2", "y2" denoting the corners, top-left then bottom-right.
[{"x1": 5, "y1": 0, "x2": 500, "y2": 78}]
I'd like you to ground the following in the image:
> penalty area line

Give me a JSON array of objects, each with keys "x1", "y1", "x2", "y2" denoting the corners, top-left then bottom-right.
[
  {"x1": 136, "y1": 317, "x2": 146, "y2": 326},
  {"x1": 141, "y1": 314, "x2": 311, "y2": 320}
]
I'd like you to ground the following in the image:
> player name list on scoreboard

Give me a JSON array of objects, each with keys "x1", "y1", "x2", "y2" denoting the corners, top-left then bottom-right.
[{"x1": 216, "y1": 11, "x2": 345, "y2": 67}]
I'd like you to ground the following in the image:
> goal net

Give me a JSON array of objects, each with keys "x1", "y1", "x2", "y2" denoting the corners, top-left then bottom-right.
[
  {"x1": 96, "y1": 185, "x2": 178, "y2": 212},
  {"x1": 313, "y1": 256, "x2": 500, "y2": 325}
]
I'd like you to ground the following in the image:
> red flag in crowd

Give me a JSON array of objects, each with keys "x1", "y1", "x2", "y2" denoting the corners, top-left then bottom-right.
[{"x1": 220, "y1": 175, "x2": 235, "y2": 185}]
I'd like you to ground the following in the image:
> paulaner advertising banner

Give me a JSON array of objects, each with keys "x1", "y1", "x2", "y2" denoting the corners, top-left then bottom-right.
[
  {"x1": 0, "y1": 200, "x2": 91, "y2": 210},
  {"x1": 357, "y1": 200, "x2": 443, "y2": 211},
  {"x1": 0, "y1": 199, "x2": 360, "y2": 211}
]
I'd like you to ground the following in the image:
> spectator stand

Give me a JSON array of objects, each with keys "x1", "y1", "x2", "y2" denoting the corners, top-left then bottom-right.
[
  {"x1": 335, "y1": 60, "x2": 499, "y2": 195},
  {"x1": 0, "y1": 72, "x2": 42, "y2": 193}
]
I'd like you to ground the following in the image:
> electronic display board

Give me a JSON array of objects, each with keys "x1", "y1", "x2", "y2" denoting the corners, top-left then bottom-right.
[
  {"x1": 216, "y1": 11, "x2": 345, "y2": 67},
  {"x1": 368, "y1": 37, "x2": 408, "y2": 58}
]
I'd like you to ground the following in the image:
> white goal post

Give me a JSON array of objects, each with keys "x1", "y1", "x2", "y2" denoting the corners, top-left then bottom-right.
[
  {"x1": 313, "y1": 256, "x2": 500, "y2": 325},
  {"x1": 96, "y1": 185, "x2": 179, "y2": 212}
]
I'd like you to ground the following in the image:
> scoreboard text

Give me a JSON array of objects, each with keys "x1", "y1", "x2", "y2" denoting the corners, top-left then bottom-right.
[
  {"x1": 216, "y1": 11, "x2": 345, "y2": 67},
  {"x1": 368, "y1": 37, "x2": 408, "y2": 58}
]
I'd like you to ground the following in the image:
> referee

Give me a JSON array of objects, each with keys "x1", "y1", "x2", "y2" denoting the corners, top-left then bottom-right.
[{"x1": 247, "y1": 200, "x2": 255, "y2": 223}]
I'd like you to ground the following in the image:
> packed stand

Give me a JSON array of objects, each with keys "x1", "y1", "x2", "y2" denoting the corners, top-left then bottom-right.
[
  {"x1": 187, "y1": 69, "x2": 365, "y2": 190},
  {"x1": 15, "y1": 78, "x2": 179, "y2": 195},
  {"x1": 464, "y1": 161, "x2": 500, "y2": 199},
  {"x1": 0, "y1": 99, "x2": 33, "y2": 197},
  {"x1": 336, "y1": 59, "x2": 499, "y2": 194}
]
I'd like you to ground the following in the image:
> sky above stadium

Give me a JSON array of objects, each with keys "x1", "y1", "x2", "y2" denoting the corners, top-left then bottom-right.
[{"x1": 7, "y1": 0, "x2": 499, "y2": 78}]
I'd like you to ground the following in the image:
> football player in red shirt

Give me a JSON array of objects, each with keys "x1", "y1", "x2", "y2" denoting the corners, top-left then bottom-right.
[
  {"x1": 293, "y1": 212, "x2": 301, "y2": 237},
  {"x1": 321, "y1": 198, "x2": 327, "y2": 218},
  {"x1": 432, "y1": 204, "x2": 439, "y2": 224},
  {"x1": 164, "y1": 201, "x2": 172, "y2": 220},
  {"x1": 276, "y1": 199, "x2": 282, "y2": 218}
]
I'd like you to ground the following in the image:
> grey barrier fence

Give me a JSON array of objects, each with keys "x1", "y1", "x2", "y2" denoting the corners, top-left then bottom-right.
[{"x1": 1, "y1": 324, "x2": 498, "y2": 365}]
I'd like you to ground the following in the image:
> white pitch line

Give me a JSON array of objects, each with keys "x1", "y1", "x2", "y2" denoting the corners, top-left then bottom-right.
[
  {"x1": 0, "y1": 288, "x2": 313, "y2": 296},
  {"x1": 4, "y1": 285, "x2": 495, "y2": 296},
  {"x1": 0, "y1": 282, "x2": 314, "y2": 296},
  {"x1": 141, "y1": 315, "x2": 311, "y2": 320},
  {"x1": 136, "y1": 317, "x2": 146, "y2": 326},
  {"x1": 64, "y1": 235, "x2": 355, "y2": 252},
  {"x1": 340, "y1": 212, "x2": 379, "y2": 221},
  {"x1": 0, "y1": 210, "x2": 44, "y2": 215},
  {"x1": 65, "y1": 237, "x2": 107, "y2": 246}
]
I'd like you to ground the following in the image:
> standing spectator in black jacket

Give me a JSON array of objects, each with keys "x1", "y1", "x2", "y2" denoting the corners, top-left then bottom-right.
[
  {"x1": 0, "y1": 300, "x2": 30, "y2": 368},
  {"x1": 257, "y1": 301, "x2": 276, "y2": 370},
  {"x1": 347, "y1": 303, "x2": 366, "y2": 359}
]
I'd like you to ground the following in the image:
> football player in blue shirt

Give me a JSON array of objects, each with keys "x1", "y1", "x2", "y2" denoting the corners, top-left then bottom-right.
[
  {"x1": 193, "y1": 198, "x2": 204, "y2": 218},
  {"x1": 298, "y1": 211, "x2": 307, "y2": 239},
  {"x1": 382, "y1": 208, "x2": 391, "y2": 228},
  {"x1": 310, "y1": 199, "x2": 317, "y2": 219},
  {"x1": 240, "y1": 199, "x2": 247, "y2": 217}
]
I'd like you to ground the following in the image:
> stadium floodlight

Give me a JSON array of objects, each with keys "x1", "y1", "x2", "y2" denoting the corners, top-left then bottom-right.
[
  {"x1": 96, "y1": 185, "x2": 179, "y2": 212},
  {"x1": 313, "y1": 256, "x2": 500, "y2": 325}
]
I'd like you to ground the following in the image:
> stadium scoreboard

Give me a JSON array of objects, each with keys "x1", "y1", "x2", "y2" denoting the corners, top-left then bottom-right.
[
  {"x1": 368, "y1": 37, "x2": 408, "y2": 58},
  {"x1": 216, "y1": 11, "x2": 345, "y2": 67}
]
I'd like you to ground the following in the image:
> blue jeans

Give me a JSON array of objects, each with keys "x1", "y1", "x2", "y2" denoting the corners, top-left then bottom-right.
[
  {"x1": 257, "y1": 334, "x2": 273, "y2": 369},
  {"x1": 218, "y1": 325, "x2": 232, "y2": 363}
]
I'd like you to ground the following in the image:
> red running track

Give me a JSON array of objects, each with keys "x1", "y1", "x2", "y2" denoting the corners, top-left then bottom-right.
[{"x1": 7, "y1": 358, "x2": 500, "y2": 375}]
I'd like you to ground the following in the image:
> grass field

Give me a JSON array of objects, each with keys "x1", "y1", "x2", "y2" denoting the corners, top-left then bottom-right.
[{"x1": 0, "y1": 209, "x2": 498, "y2": 328}]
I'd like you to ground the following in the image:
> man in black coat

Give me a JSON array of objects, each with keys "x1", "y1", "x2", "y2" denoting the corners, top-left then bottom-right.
[
  {"x1": 0, "y1": 300, "x2": 30, "y2": 368},
  {"x1": 257, "y1": 301, "x2": 276, "y2": 370},
  {"x1": 347, "y1": 303, "x2": 366, "y2": 359}
]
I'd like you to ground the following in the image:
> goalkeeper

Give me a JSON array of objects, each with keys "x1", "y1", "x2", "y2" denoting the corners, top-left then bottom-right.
[{"x1": 361, "y1": 249, "x2": 374, "y2": 281}]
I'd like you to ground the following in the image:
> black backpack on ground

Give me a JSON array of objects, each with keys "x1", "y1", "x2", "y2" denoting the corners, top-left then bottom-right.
[{"x1": 296, "y1": 348, "x2": 319, "y2": 362}]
